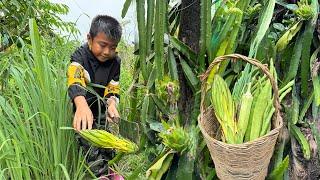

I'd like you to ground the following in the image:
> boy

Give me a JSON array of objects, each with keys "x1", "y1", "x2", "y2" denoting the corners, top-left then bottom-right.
[{"x1": 67, "y1": 15, "x2": 122, "y2": 178}]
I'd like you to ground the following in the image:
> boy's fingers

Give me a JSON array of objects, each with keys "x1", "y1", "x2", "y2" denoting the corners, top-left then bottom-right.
[
  {"x1": 82, "y1": 118, "x2": 87, "y2": 130},
  {"x1": 109, "y1": 111, "x2": 114, "y2": 118},
  {"x1": 86, "y1": 114, "x2": 91, "y2": 130},
  {"x1": 112, "y1": 110, "x2": 120, "y2": 123},
  {"x1": 114, "y1": 110, "x2": 120, "y2": 118},
  {"x1": 76, "y1": 118, "x2": 81, "y2": 132},
  {"x1": 113, "y1": 117, "x2": 120, "y2": 123},
  {"x1": 88, "y1": 120, "x2": 93, "y2": 130},
  {"x1": 86, "y1": 114, "x2": 93, "y2": 130},
  {"x1": 88, "y1": 113, "x2": 93, "y2": 122},
  {"x1": 106, "y1": 116, "x2": 111, "y2": 123},
  {"x1": 73, "y1": 116, "x2": 77, "y2": 130}
]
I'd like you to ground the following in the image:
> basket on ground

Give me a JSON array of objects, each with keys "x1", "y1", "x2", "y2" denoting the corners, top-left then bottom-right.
[{"x1": 198, "y1": 54, "x2": 283, "y2": 180}]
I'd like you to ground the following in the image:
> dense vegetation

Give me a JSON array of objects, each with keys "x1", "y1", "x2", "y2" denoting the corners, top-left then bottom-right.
[
  {"x1": 0, "y1": 0, "x2": 136, "y2": 178},
  {"x1": 1, "y1": 0, "x2": 320, "y2": 179},
  {"x1": 121, "y1": 0, "x2": 320, "y2": 179}
]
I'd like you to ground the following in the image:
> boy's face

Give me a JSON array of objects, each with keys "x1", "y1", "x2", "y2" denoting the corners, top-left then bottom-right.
[{"x1": 88, "y1": 32, "x2": 118, "y2": 63}]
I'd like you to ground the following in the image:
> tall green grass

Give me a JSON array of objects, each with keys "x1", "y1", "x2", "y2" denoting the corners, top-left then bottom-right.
[{"x1": 0, "y1": 19, "x2": 87, "y2": 179}]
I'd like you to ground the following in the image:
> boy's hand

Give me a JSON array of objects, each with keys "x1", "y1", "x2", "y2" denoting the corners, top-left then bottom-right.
[
  {"x1": 73, "y1": 96, "x2": 94, "y2": 131},
  {"x1": 107, "y1": 98, "x2": 120, "y2": 123}
]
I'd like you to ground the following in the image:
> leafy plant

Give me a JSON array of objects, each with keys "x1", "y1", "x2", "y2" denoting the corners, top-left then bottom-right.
[
  {"x1": 0, "y1": 19, "x2": 86, "y2": 179},
  {"x1": 0, "y1": 0, "x2": 79, "y2": 52}
]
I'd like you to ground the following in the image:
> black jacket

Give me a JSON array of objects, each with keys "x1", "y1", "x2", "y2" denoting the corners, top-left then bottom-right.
[{"x1": 67, "y1": 43, "x2": 120, "y2": 117}]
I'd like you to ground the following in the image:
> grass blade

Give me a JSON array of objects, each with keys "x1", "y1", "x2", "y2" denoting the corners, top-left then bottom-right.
[{"x1": 58, "y1": 164, "x2": 71, "y2": 180}]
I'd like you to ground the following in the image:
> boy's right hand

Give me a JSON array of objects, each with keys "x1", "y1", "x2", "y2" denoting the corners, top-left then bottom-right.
[{"x1": 73, "y1": 96, "x2": 93, "y2": 131}]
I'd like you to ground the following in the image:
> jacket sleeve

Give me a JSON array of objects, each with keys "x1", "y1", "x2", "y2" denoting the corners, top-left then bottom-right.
[
  {"x1": 103, "y1": 57, "x2": 120, "y2": 104},
  {"x1": 67, "y1": 46, "x2": 90, "y2": 100}
]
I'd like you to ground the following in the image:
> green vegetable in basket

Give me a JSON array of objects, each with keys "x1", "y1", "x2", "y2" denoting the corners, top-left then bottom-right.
[
  {"x1": 249, "y1": 80, "x2": 271, "y2": 141},
  {"x1": 236, "y1": 83, "x2": 253, "y2": 142},
  {"x1": 211, "y1": 75, "x2": 238, "y2": 144},
  {"x1": 210, "y1": 59, "x2": 288, "y2": 144}
]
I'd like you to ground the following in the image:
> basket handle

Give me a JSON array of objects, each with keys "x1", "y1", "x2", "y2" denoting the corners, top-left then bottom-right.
[{"x1": 199, "y1": 54, "x2": 282, "y2": 128}]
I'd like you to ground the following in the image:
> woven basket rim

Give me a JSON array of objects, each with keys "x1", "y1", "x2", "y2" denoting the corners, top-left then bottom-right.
[
  {"x1": 200, "y1": 53, "x2": 283, "y2": 129},
  {"x1": 198, "y1": 54, "x2": 283, "y2": 180},
  {"x1": 198, "y1": 54, "x2": 284, "y2": 147},
  {"x1": 198, "y1": 114, "x2": 281, "y2": 148}
]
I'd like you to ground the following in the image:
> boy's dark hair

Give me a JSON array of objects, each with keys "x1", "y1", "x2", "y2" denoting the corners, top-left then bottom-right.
[{"x1": 89, "y1": 15, "x2": 122, "y2": 42}]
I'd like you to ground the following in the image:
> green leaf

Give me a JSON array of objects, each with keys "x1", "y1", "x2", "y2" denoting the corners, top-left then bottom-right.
[
  {"x1": 291, "y1": 85, "x2": 300, "y2": 125},
  {"x1": 267, "y1": 155, "x2": 289, "y2": 180},
  {"x1": 300, "y1": 0, "x2": 318, "y2": 97},
  {"x1": 176, "y1": 152, "x2": 195, "y2": 180},
  {"x1": 249, "y1": 0, "x2": 275, "y2": 58},
  {"x1": 29, "y1": 19, "x2": 41, "y2": 65},
  {"x1": 168, "y1": 3, "x2": 181, "y2": 35},
  {"x1": 169, "y1": 36, "x2": 197, "y2": 61},
  {"x1": 273, "y1": 23, "x2": 285, "y2": 31},
  {"x1": 150, "y1": 94, "x2": 170, "y2": 114},
  {"x1": 312, "y1": 75, "x2": 320, "y2": 106},
  {"x1": 59, "y1": 127, "x2": 74, "y2": 130},
  {"x1": 299, "y1": 91, "x2": 314, "y2": 123},
  {"x1": 149, "y1": 122, "x2": 165, "y2": 132},
  {"x1": 290, "y1": 124, "x2": 311, "y2": 160},
  {"x1": 164, "y1": 157, "x2": 178, "y2": 180},
  {"x1": 275, "y1": 21, "x2": 302, "y2": 52},
  {"x1": 282, "y1": 31, "x2": 303, "y2": 86},
  {"x1": 146, "y1": 151, "x2": 174, "y2": 180},
  {"x1": 276, "y1": 1, "x2": 298, "y2": 11},
  {"x1": 10, "y1": 0, "x2": 20, "y2": 9},
  {"x1": 58, "y1": 164, "x2": 71, "y2": 180},
  {"x1": 127, "y1": 165, "x2": 144, "y2": 180},
  {"x1": 121, "y1": 0, "x2": 132, "y2": 18},
  {"x1": 310, "y1": 122, "x2": 320, "y2": 158},
  {"x1": 168, "y1": 48, "x2": 179, "y2": 81},
  {"x1": 141, "y1": 95, "x2": 150, "y2": 135},
  {"x1": 147, "y1": 64, "x2": 157, "y2": 89},
  {"x1": 310, "y1": 48, "x2": 320, "y2": 106},
  {"x1": 210, "y1": 14, "x2": 235, "y2": 59},
  {"x1": 180, "y1": 58, "x2": 199, "y2": 92}
]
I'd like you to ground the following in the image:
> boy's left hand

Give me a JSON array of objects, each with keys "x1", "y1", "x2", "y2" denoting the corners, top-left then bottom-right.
[{"x1": 107, "y1": 98, "x2": 120, "y2": 123}]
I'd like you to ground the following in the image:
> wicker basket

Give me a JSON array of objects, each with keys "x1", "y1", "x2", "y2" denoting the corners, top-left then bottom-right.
[{"x1": 198, "y1": 54, "x2": 283, "y2": 180}]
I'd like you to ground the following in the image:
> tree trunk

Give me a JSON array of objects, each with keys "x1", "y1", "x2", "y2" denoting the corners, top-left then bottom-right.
[{"x1": 178, "y1": 0, "x2": 200, "y2": 126}]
